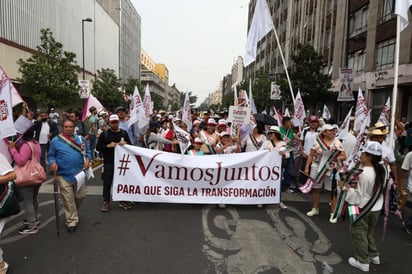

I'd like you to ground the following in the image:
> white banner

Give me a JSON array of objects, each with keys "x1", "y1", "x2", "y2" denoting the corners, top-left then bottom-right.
[
  {"x1": 270, "y1": 82, "x2": 281, "y2": 100},
  {"x1": 78, "y1": 80, "x2": 90, "y2": 99},
  {"x1": 337, "y1": 68, "x2": 354, "y2": 101},
  {"x1": 0, "y1": 69, "x2": 17, "y2": 139},
  {"x1": 113, "y1": 145, "x2": 281, "y2": 204}
]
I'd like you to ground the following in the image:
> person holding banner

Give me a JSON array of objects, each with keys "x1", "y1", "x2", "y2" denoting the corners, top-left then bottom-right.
[
  {"x1": 187, "y1": 138, "x2": 204, "y2": 155},
  {"x1": 199, "y1": 118, "x2": 220, "y2": 154},
  {"x1": 304, "y1": 124, "x2": 346, "y2": 222},
  {"x1": 260, "y1": 126, "x2": 288, "y2": 209},
  {"x1": 48, "y1": 119, "x2": 92, "y2": 233},
  {"x1": 279, "y1": 117, "x2": 296, "y2": 193},
  {"x1": 96, "y1": 114, "x2": 131, "y2": 212},
  {"x1": 241, "y1": 123, "x2": 266, "y2": 152}
]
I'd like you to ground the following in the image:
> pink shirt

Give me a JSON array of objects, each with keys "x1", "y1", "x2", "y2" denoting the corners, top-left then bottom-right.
[{"x1": 9, "y1": 141, "x2": 41, "y2": 167}]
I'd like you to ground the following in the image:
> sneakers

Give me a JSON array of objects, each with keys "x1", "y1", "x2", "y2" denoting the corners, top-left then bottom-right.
[
  {"x1": 0, "y1": 261, "x2": 9, "y2": 274},
  {"x1": 348, "y1": 257, "x2": 369, "y2": 272},
  {"x1": 329, "y1": 213, "x2": 337, "y2": 224},
  {"x1": 100, "y1": 201, "x2": 109, "y2": 212},
  {"x1": 23, "y1": 218, "x2": 40, "y2": 226},
  {"x1": 119, "y1": 201, "x2": 132, "y2": 210},
  {"x1": 402, "y1": 221, "x2": 412, "y2": 235},
  {"x1": 218, "y1": 204, "x2": 226, "y2": 208},
  {"x1": 286, "y1": 189, "x2": 294, "y2": 194},
  {"x1": 257, "y1": 204, "x2": 263, "y2": 208},
  {"x1": 279, "y1": 202, "x2": 287, "y2": 209},
  {"x1": 306, "y1": 208, "x2": 319, "y2": 216},
  {"x1": 369, "y1": 256, "x2": 380, "y2": 265},
  {"x1": 18, "y1": 224, "x2": 38, "y2": 235}
]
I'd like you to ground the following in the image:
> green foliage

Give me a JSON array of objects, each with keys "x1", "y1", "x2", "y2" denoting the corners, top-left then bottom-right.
[
  {"x1": 92, "y1": 68, "x2": 122, "y2": 110},
  {"x1": 179, "y1": 91, "x2": 198, "y2": 107},
  {"x1": 17, "y1": 28, "x2": 80, "y2": 108},
  {"x1": 251, "y1": 72, "x2": 272, "y2": 113},
  {"x1": 281, "y1": 43, "x2": 331, "y2": 109},
  {"x1": 123, "y1": 77, "x2": 143, "y2": 96},
  {"x1": 151, "y1": 92, "x2": 164, "y2": 110},
  {"x1": 221, "y1": 91, "x2": 234, "y2": 109}
]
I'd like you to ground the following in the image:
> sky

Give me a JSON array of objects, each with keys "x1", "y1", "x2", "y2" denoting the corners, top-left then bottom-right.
[{"x1": 131, "y1": 0, "x2": 249, "y2": 106}]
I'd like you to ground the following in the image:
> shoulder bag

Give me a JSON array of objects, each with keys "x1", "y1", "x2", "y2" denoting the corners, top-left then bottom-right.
[{"x1": 14, "y1": 142, "x2": 47, "y2": 187}]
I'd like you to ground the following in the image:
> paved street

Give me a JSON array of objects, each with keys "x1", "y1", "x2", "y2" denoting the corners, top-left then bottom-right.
[{"x1": 1, "y1": 165, "x2": 411, "y2": 274}]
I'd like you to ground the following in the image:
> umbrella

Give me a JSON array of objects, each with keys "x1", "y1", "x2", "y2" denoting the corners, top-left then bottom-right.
[
  {"x1": 53, "y1": 172, "x2": 60, "y2": 238},
  {"x1": 253, "y1": 113, "x2": 277, "y2": 125}
]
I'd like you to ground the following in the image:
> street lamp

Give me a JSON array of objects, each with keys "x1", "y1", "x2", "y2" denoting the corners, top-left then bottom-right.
[{"x1": 82, "y1": 18, "x2": 93, "y2": 80}]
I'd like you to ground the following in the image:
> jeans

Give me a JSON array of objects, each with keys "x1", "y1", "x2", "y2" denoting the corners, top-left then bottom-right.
[
  {"x1": 17, "y1": 185, "x2": 41, "y2": 223},
  {"x1": 88, "y1": 134, "x2": 96, "y2": 160},
  {"x1": 102, "y1": 163, "x2": 114, "y2": 202},
  {"x1": 282, "y1": 157, "x2": 292, "y2": 191}
]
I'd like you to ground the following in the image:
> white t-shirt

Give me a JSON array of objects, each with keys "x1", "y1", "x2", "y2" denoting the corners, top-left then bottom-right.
[
  {"x1": 39, "y1": 122, "x2": 50, "y2": 144},
  {"x1": 381, "y1": 142, "x2": 396, "y2": 164},
  {"x1": 401, "y1": 151, "x2": 412, "y2": 192},
  {"x1": 0, "y1": 153, "x2": 13, "y2": 176},
  {"x1": 300, "y1": 129, "x2": 318, "y2": 155}
]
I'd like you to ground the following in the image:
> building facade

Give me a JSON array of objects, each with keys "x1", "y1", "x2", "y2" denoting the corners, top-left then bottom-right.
[
  {"x1": 1, "y1": 0, "x2": 142, "y2": 111},
  {"x1": 245, "y1": 0, "x2": 412, "y2": 121}
]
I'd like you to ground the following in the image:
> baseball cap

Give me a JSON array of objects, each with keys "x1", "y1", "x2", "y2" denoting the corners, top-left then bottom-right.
[
  {"x1": 207, "y1": 118, "x2": 217, "y2": 125},
  {"x1": 109, "y1": 114, "x2": 119, "y2": 122},
  {"x1": 114, "y1": 106, "x2": 126, "y2": 113},
  {"x1": 309, "y1": 116, "x2": 318, "y2": 122},
  {"x1": 320, "y1": 124, "x2": 335, "y2": 132},
  {"x1": 220, "y1": 131, "x2": 230, "y2": 138},
  {"x1": 218, "y1": 119, "x2": 227, "y2": 127},
  {"x1": 194, "y1": 137, "x2": 203, "y2": 144},
  {"x1": 361, "y1": 141, "x2": 382, "y2": 156},
  {"x1": 193, "y1": 119, "x2": 201, "y2": 125}
]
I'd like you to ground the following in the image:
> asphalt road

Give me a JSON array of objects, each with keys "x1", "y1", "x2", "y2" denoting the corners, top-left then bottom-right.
[{"x1": 1, "y1": 165, "x2": 411, "y2": 274}]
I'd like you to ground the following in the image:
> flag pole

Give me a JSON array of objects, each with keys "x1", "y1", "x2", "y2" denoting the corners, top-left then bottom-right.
[
  {"x1": 271, "y1": 25, "x2": 295, "y2": 104},
  {"x1": 389, "y1": 16, "x2": 400, "y2": 149}
]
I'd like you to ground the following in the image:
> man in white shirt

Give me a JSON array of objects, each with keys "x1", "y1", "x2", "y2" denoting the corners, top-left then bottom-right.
[
  {"x1": 48, "y1": 108, "x2": 59, "y2": 124},
  {"x1": 299, "y1": 116, "x2": 319, "y2": 185},
  {"x1": 33, "y1": 111, "x2": 59, "y2": 169}
]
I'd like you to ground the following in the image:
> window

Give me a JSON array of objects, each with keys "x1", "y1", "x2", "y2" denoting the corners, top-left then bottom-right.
[
  {"x1": 349, "y1": 6, "x2": 369, "y2": 37},
  {"x1": 380, "y1": 0, "x2": 395, "y2": 23},
  {"x1": 376, "y1": 38, "x2": 395, "y2": 70},
  {"x1": 348, "y1": 49, "x2": 366, "y2": 75}
]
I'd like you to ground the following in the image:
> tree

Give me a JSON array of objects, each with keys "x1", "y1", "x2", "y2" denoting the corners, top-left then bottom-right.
[
  {"x1": 92, "y1": 68, "x2": 122, "y2": 110},
  {"x1": 17, "y1": 28, "x2": 80, "y2": 108},
  {"x1": 251, "y1": 73, "x2": 272, "y2": 113},
  {"x1": 123, "y1": 77, "x2": 143, "y2": 96},
  {"x1": 179, "y1": 91, "x2": 198, "y2": 107},
  {"x1": 280, "y1": 43, "x2": 331, "y2": 110}
]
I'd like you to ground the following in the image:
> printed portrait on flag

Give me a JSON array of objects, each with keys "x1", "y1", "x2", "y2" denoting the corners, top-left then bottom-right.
[
  {"x1": 337, "y1": 68, "x2": 354, "y2": 101},
  {"x1": 78, "y1": 80, "x2": 90, "y2": 99},
  {"x1": 270, "y1": 82, "x2": 281, "y2": 100}
]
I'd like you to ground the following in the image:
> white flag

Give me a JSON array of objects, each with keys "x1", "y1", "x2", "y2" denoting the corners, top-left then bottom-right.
[
  {"x1": 244, "y1": 0, "x2": 274, "y2": 67},
  {"x1": 322, "y1": 104, "x2": 331, "y2": 121},
  {"x1": 249, "y1": 81, "x2": 257, "y2": 114},
  {"x1": 273, "y1": 105, "x2": 283, "y2": 126},
  {"x1": 143, "y1": 84, "x2": 153, "y2": 118},
  {"x1": 81, "y1": 93, "x2": 104, "y2": 121},
  {"x1": 284, "y1": 107, "x2": 290, "y2": 117},
  {"x1": 354, "y1": 88, "x2": 368, "y2": 132},
  {"x1": 294, "y1": 89, "x2": 306, "y2": 126},
  {"x1": 395, "y1": 0, "x2": 412, "y2": 32},
  {"x1": 0, "y1": 68, "x2": 17, "y2": 138},
  {"x1": 182, "y1": 92, "x2": 192, "y2": 131},
  {"x1": 234, "y1": 85, "x2": 238, "y2": 106},
  {"x1": 336, "y1": 106, "x2": 353, "y2": 140},
  {"x1": 128, "y1": 86, "x2": 149, "y2": 131},
  {"x1": 0, "y1": 66, "x2": 23, "y2": 107},
  {"x1": 377, "y1": 97, "x2": 390, "y2": 126},
  {"x1": 173, "y1": 122, "x2": 191, "y2": 155},
  {"x1": 346, "y1": 110, "x2": 370, "y2": 171}
]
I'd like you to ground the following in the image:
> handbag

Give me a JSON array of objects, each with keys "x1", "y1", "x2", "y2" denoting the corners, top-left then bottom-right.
[
  {"x1": 14, "y1": 142, "x2": 47, "y2": 187},
  {"x1": 0, "y1": 181, "x2": 21, "y2": 218}
]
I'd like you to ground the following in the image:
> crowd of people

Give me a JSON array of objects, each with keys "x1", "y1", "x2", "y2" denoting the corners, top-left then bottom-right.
[{"x1": 1, "y1": 102, "x2": 412, "y2": 273}]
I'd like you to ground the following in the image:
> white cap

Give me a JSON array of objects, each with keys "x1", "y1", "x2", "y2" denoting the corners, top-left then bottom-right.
[
  {"x1": 109, "y1": 114, "x2": 119, "y2": 122},
  {"x1": 194, "y1": 137, "x2": 202, "y2": 144},
  {"x1": 361, "y1": 141, "x2": 382, "y2": 156},
  {"x1": 207, "y1": 118, "x2": 217, "y2": 125}
]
